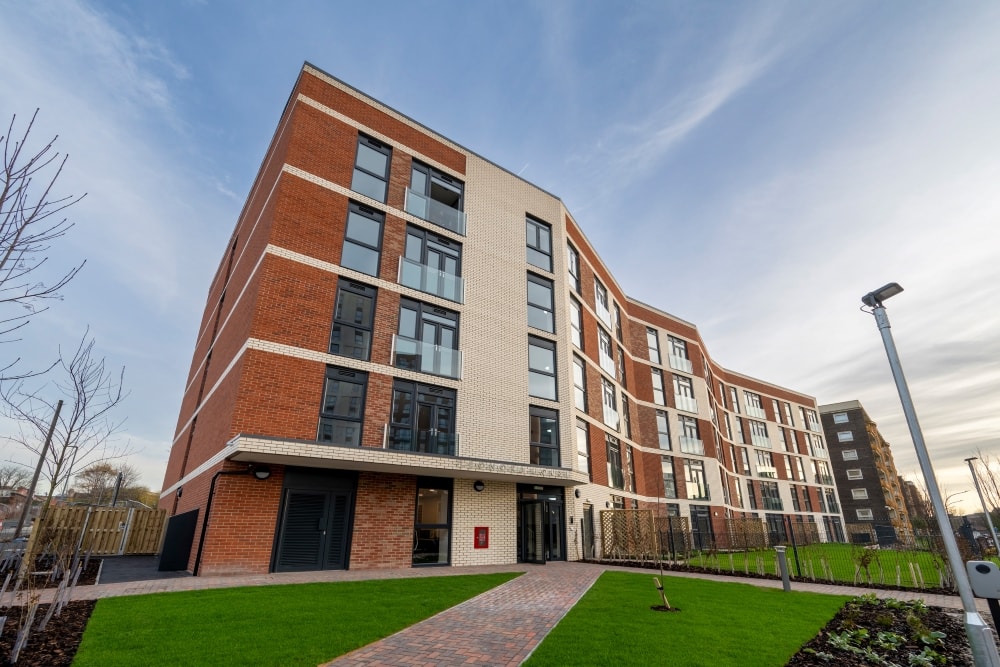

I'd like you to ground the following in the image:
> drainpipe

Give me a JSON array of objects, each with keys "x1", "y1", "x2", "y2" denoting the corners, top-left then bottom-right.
[{"x1": 192, "y1": 468, "x2": 248, "y2": 576}]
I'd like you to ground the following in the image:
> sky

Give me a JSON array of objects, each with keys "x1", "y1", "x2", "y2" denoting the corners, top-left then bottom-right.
[{"x1": 0, "y1": 1, "x2": 997, "y2": 514}]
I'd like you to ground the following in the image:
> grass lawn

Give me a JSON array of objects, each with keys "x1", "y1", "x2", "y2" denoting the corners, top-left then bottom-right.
[
  {"x1": 525, "y1": 571, "x2": 850, "y2": 666},
  {"x1": 73, "y1": 573, "x2": 519, "y2": 667}
]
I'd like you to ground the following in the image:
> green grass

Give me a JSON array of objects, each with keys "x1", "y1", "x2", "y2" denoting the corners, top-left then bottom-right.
[
  {"x1": 525, "y1": 571, "x2": 850, "y2": 667},
  {"x1": 73, "y1": 573, "x2": 519, "y2": 667}
]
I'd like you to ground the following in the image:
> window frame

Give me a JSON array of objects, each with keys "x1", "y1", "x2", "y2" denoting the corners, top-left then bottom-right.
[
  {"x1": 318, "y1": 366, "x2": 368, "y2": 446},
  {"x1": 351, "y1": 133, "x2": 391, "y2": 203},
  {"x1": 529, "y1": 406, "x2": 560, "y2": 467},
  {"x1": 646, "y1": 327, "x2": 661, "y2": 364},
  {"x1": 526, "y1": 272, "x2": 556, "y2": 333},
  {"x1": 846, "y1": 469, "x2": 864, "y2": 480},
  {"x1": 569, "y1": 297, "x2": 583, "y2": 349},
  {"x1": 572, "y1": 355, "x2": 587, "y2": 411},
  {"x1": 656, "y1": 410, "x2": 671, "y2": 450},
  {"x1": 528, "y1": 336, "x2": 558, "y2": 400},
  {"x1": 606, "y1": 435, "x2": 624, "y2": 490},
  {"x1": 341, "y1": 201, "x2": 385, "y2": 277},
  {"x1": 567, "y1": 243, "x2": 581, "y2": 293},
  {"x1": 842, "y1": 449, "x2": 859, "y2": 461},
  {"x1": 526, "y1": 216, "x2": 553, "y2": 272},
  {"x1": 651, "y1": 368, "x2": 666, "y2": 406},
  {"x1": 329, "y1": 279, "x2": 376, "y2": 361}
]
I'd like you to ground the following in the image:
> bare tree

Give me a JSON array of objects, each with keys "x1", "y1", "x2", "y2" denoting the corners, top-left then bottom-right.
[
  {"x1": 972, "y1": 449, "x2": 1000, "y2": 520},
  {"x1": 0, "y1": 461, "x2": 31, "y2": 489},
  {"x1": 1, "y1": 110, "x2": 86, "y2": 375},
  {"x1": 0, "y1": 328, "x2": 129, "y2": 503},
  {"x1": 73, "y1": 461, "x2": 141, "y2": 505}
]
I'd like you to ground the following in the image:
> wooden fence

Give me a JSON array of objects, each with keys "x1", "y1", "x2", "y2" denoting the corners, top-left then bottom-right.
[{"x1": 30, "y1": 506, "x2": 167, "y2": 556}]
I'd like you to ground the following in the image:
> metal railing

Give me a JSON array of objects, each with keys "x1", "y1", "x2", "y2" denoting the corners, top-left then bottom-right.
[
  {"x1": 398, "y1": 257, "x2": 464, "y2": 303},
  {"x1": 404, "y1": 188, "x2": 467, "y2": 235}
]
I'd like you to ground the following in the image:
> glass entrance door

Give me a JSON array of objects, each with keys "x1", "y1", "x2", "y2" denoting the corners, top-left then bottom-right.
[
  {"x1": 521, "y1": 501, "x2": 546, "y2": 564},
  {"x1": 517, "y1": 485, "x2": 565, "y2": 563},
  {"x1": 581, "y1": 505, "x2": 595, "y2": 559}
]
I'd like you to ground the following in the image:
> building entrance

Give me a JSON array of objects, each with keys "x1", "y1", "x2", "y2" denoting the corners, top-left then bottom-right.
[
  {"x1": 273, "y1": 468, "x2": 357, "y2": 573},
  {"x1": 517, "y1": 485, "x2": 565, "y2": 563}
]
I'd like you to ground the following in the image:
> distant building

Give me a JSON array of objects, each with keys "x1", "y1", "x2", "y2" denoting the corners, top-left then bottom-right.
[{"x1": 819, "y1": 401, "x2": 914, "y2": 545}]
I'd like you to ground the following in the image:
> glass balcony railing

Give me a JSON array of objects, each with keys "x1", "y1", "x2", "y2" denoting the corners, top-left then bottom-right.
[
  {"x1": 678, "y1": 436, "x2": 704, "y2": 455},
  {"x1": 750, "y1": 433, "x2": 772, "y2": 449},
  {"x1": 595, "y1": 301, "x2": 612, "y2": 328},
  {"x1": 746, "y1": 405, "x2": 767, "y2": 419},
  {"x1": 384, "y1": 424, "x2": 459, "y2": 456},
  {"x1": 398, "y1": 257, "x2": 465, "y2": 303},
  {"x1": 807, "y1": 418, "x2": 822, "y2": 433},
  {"x1": 757, "y1": 466, "x2": 777, "y2": 479},
  {"x1": 816, "y1": 474, "x2": 834, "y2": 486},
  {"x1": 599, "y1": 351, "x2": 617, "y2": 377},
  {"x1": 674, "y1": 394, "x2": 698, "y2": 414},
  {"x1": 602, "y1": 405, "x2": 620, "y2": 430},
  {"x1": 392, "y1": 335, "x2": 462, "y2": 379},
  {"x1": 763, "y1": 497, "x2": 783, "y2": 511},
  {"x1": 404, "y1": 188, "x2": 466, "y2": 236},
  {"x1": 668, "y1": 354, "x2": 693, "y2": 374}
]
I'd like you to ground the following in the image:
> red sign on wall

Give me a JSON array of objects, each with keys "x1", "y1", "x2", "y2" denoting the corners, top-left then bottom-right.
[{"x1": 474, "y1": 526, "x2": 489, "y2": 549}]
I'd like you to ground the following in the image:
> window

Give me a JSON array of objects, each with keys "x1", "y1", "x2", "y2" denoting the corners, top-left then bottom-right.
[
  {"x1": 594, "y1": 278, "x2": 611, "y2": 326},
  {"x1": 777, "y1": 427, "x2": 789, "y2": 452},
  {"x1": 746, "y1": 479, "x2": 758, "y2": 510},
  {"x1": 832, "y1": 412, "x2": 849, "y2": 424},
  {"x1": 668, "y1": 336, "x2": 693, "y2": 373},
  {"x1": 624, "y1": 445, "x2": 636, "y2": 492},
  {"x1": 621, "y1": 395, "x2": 632, "y2": 439},
  {"x1": 351, "y1": 134, "x2": 391, "y2": 203},
  {"x1": 341, "y1": 202, "x2": 384, "y2": 276},
  {"x1": 846, "y1": 469, "x2": 864, "y2": 480},
  {"x1": 407, "y1": 161, "x2": 465, "y2": 234},
  {"x1": 613, "y1": 304, "x2": 623, "y2": 342},
  {"x1": 662, "y1": 456, "x2": 677, "y2": 499},
  {"x1": 790, "y1": 485, "x2": 801, "y2": 512},
  {"x1": 576, "y1": 418, "x2": 590, "y2": 475},
  {"x1": 413, "y1": 478, "x2": 452, "y2": 566},
  {"x1": 525, "y1": 216, "x2": 552, "y2": 271},
  {"x1": 851, "y1": 488, "x2": 869, "y2": 500},
  {"x1": 749, "y1": 419, "x2": 770, "y2": 448},
  {"x1": 598, "y1": 328, "x2": 615, "y2": 376},
  {"x1": 567, "y1": 243, "x2": 581, "y2": 293},
  {"x1": 617, "y1": 345, "x2": 628, "y2": 388},
  {"x1": 801, "y1": 486, "x2": 813, "y2": 512},
  {"x1": 783, "y1": 402, "x2": 795, "y2": 426},
  {"x1": 656, "y1": 410, "x2": 671, "y2": 450},
  {"x1": 572, "y1": 356, "x2": 587, "y2": 411},
  {"x1": 760, "y1": 481, "x2": 782, "y2": 511},
  {"x1": 395, "y1": 298, "x2": 460, "y2": 378},
  {"x1": 724, "y1": 413, "x2": 733, "y2": 441},
  {"x1": 401, "y1": 225, "x2": 463, "y2": 302},
  {"x1": 734, "y1": 416, "x2": 745, "y2": 444},
  {"x1": 606, "y1": 435, "x2": 624, "y2": 489},
  {"x1": 529, "y1": 406, "x2": 559, "y2": 467},
  {"x1": 729, "y1": 387, "x2": 740, "y2": 413},
  {"x1": 744, "y1": 391, "x2": 765, "y2": 418},
  {"x1": 794, "y1": 457, "x2": 807, "y2": 482},
  {"x1": 856, "y1": 508, "x2": 874, "y2": 520},
  {"x1": 610, "y1": 495, "x2": 625, "y2": 510},
  {"x1": 528, "y1": 336, "x2": 558, "y2": 400},
  {"x1": 811, "y1": 434, "x2": 827, "y2": 458},
  {"x1": 601, "y1": 378, "x2": 619, "y2": 430},
  {"x1": 673, "y1": 375, "x2": 696, "y2": 412},
  {"x1": 842, "y1": 449, "x2": 858, "y2": 461},
  {"x1": 679, "y1": 414, "x2": 703, "y2": 455},
  {"x1": 837, "y1": 431, "x2": 854, "y2": 442},
  {"x1": 527, "y1": 273, "x2": 555, "y2": 332},
  {"x1": 756, "y1": 450, "x2": 777, "y2": 478},
  {"x1": 651, "y1": 368, "x2": 666, "y2": 405},
  {"x1": 684, "y1": 459, "x2": 709, "y2": 500},
  {"x1": 562, "y1": 301, "x2": 580, "y2": 353},
  {"x1": 330, "y1": 279, "x2": 375, "y2": 360},
  {"x1": 772, "y1": 399, "x2": 783, "y2": 424},
  {"x1": 319, "y1": 367, "x2": 368, "y2": 446},
  {"x1": 388, "y1": 380, "x2": 457, "y2": 455}
]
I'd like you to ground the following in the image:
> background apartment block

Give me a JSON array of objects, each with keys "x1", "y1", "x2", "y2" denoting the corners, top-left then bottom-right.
[
  {"x1": 819, "y1": 400, "x2": 914, "y2": 545},
  {"x1": 160, "y1": 63, "x2": 846, "y2": 576}
]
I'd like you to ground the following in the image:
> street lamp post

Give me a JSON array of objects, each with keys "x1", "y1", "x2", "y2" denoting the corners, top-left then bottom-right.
[
  {"x1": 862, "y1": 283, "x2": 1000, "y2": 666},
  {"x1": 966, "y1": 457, "x2": 1000, "y2": 556}
]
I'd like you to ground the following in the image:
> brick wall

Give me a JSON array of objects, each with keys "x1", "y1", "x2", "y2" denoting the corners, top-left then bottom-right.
[{"x1": 349, "y1": 472, "x2": 415, "y2": 569}]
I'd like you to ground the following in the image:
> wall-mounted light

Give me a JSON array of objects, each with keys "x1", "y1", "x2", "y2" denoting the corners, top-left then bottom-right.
[
  {"x1": 176, "y1": 487, "x2": 183, "y2": 498},
  {"x1": 473, "y1": 480, "x2": 485, "y2": 492},
  {"x1": 605, "y1": 501, "x2": 611, "y2": 508},
  {"x1": 574, "y1": 489, "x2": 580, "y2": 498},
  {"x1": 252, "y1": 465, "x2": 272, "y2": 481}
]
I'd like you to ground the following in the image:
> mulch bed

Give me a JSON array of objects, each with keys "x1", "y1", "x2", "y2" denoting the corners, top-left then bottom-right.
[
  {"x1": 1, "y1": 558, "x2": 102, "y2": 590},
  {"x1": 0, "y1": 600, "x2": 96, "y2": 667}
]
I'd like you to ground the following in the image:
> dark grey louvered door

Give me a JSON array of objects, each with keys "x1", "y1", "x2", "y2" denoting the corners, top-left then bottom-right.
[
  {"x1": 323, "y1": 494, "x2": 351, "y2": 569},
  {"x1": 276, "y1": 491, "x2": 327, "y2": 572}
]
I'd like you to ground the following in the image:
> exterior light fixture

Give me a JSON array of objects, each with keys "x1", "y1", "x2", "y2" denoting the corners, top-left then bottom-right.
[
  {"x1": 862, "y1": 283, "x2": 1000, "y2": 666},
  {"x1": 176, "y1": 487, "x2": 183, "y2": 498},
  {"x1": 574, "y1": 489, "x2": 581, "y2": 498},
  {"x1": 252, "y1": 465, "x2": 272, "y2": 481},
  {"x1": 472, "y1": 480, "x2": 485, "y2": 492}
]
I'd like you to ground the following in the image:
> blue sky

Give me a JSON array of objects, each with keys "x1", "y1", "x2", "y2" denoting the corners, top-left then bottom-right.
[{"x1": 1, "y1": 1, "x2": 997, "y2": 513}]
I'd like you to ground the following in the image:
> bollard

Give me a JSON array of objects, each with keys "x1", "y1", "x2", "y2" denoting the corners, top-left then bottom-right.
[{"x1": 775, "y1": 545, "x2": 791, "y2": 592}]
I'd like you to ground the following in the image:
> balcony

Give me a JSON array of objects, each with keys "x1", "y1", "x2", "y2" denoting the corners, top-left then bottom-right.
[
  {"x1": 815, "y1": 474, "x2": 834, "y2": 486},
  {"x1": 807, "y1": 418, "x2": 822, "y2": 433},
  {"x1": 757, "y1": 467, "x2": 777, "y2": 479},
  {"x1": 678, "y1": 436, "x2": 704, "y2": 455},
  {"x1": 668, "y1": 354, "x2": 693, "y2": 374},
  {"x1": 826, "y1": 500, "x2": 840, "y2": 513},
  {"x1": 674, "y1": 394, "x2": 698, "y2": 414},
  {"x1": 595, "y1": 300, "x2": 612, "y2": 329},
  {"x1": 746, "y1": 405, "x2": 767, "y2": 420},
  {"x1": 599, "y1": 350, "x2": 617, "y2": 377},
  {"x1": 398, "y1": 257, "x2": 464, "y2": 303},
  {"x1": 384, "y1": 424, "x2": 459, "y2": 456},
  {"x1": 750, "y1": 433, "x2": 771, "y2": 449},
  {"x1": 392, "y1": 335, "x2": 462, "y2": 379},
  {"x1": 602, "y1": 405, "x2": 620, "y2": 431},
  {"x1": 404, "y1": 187, "x2": 467, "y2": 236},
  {"x1": 763, "y1": 497, "x2": 783, "y2": 511}
]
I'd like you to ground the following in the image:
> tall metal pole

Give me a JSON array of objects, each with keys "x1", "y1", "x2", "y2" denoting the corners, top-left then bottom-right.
[
  {"x1": 966, "y1": 457, "x2": 1000, "y2": 557},
  {"x1": 868, "y1": 302, "x2": 1000, "y2": 666},
  {"x1": 13, "y1": 399, "x2": 63, "y2": 539}
]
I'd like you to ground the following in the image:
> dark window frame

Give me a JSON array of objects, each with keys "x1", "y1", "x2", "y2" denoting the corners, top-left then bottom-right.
[
  {"x1": 341, "y1": 201, "x2": 384, "y2": 277},
  {"x1": 351, "y1": 133, "x2": 391, "y2": 203},
  {"x1": 329, "y1": 279, "x2": 377, "y2": 360},
  {"x1": 606, "y1": 435, "x2": 624, "y2": 490},
  {"x1": 526, "y1": 215, "x2": 553, "y2": 272},
  {"x1": 529, "y1": 405, "x2": 560, "y2": 467},
  {"x1": 526, "y1": 272, "x2": 555, "y2": 333},
  {"x1": 318, "y1": 366, "x2": 368, "y2": 446},
  {"x1": 528, "y1": 335, "x2": 558, "y2": 400}
]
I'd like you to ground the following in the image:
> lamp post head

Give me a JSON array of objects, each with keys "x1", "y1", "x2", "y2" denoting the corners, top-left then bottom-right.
[
  {"x1": 862, "y1": 282, "x2": 904, "y2": 308},
  {"x1": 965, "y1": 457, "x2": 978, "y2": 463}
]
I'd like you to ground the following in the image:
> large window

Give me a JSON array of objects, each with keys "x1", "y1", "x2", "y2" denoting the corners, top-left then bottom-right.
[
  {"x1": 679, "y1": 414, "x2": 703, "y2": 455},
  {"x1": 617, "y1": 345, "x2": 628, "y2": 387},
  {"x1": 388, "y1": 380, "x2": 457, "y2": 455},
  {"x1": 760, "y1": 481, "x2": 782, "y2": 510},
  {"x1": 576, "y1": 418, "x2": 590, "y2": 475},
  {"x1": 673, "y1": 375, "x2": 696, "y2": 412},
  {"x1": 667, "y1": 335, "x2": 692, "y2": 373},
  {"x1": 567, "y1": 243, "x2": 581, "y2": 292},
  {"x1": 569, "y1": 297, "x2": 583, "y2": 349},
  {"x1": 784, "y1": 402, "x2": 795, "y2": 426},
  {"x1": 729, "y1": 387, "x2": 740, "y2": 414},
  {"x1": 528, "y1": 336, "x2": 557, "y2": 400},
  {"x1": 572, "y1": 356, "x2": 587, "y2": 410},
  {"x1": 596, "y1": 328, "x2": 614, "y2": 376},
  {"x1": 351, "y1": 134, "x2": 391, "y2": 203},
  {"x1": 749, "y1": 419, "x2": 770, "y2": 448},
  {"x1": 318, "y1": 367, "x2": 367, "y2": 446},
  {"x1": 846, "y1": 469, "x2": 864, "y2": 480},
  {"x1": 341, "y1": 202, "x2": 384, "y2": 277},
  {"x1": 401, "y1": 225, "x2": 463, "y2": 303},
  {"x1": 601, "y1": 377, "x2": 618, "y2": 430},
  {"x1": 684, "y1": 459, "x2": 709, "y2": 500},
  {"x1": 662, "y1": 456, "x2": 677, "y2": 499},
  {"x1": 529, "y1": 406, "x2": 559, "y2": 466},
  {"x1": 407, "y1": 161, "x2": 465, "y2": 234},
  {"x1": 646, "y1": 327, "x2": 661, "y2": 364},
  {"x1": 526, "y1": 216, "x2": 553, "y2": 271},
  {"x1": 329, "y1": 279, "x2": 375, "y2": 360},
  {"x1": 606, "y1": 435, "x2": 624, "y2": 490},
  {"x1": 733, "y1": 416, "x2": 746, "y2": 444},
  {"x1": 656, "y1": 410, "x2": 671, "y2": 450},
  {"x1": 756, "y1": 450, "x2": 777, "y2": 478},
  {"x1": 594, "y1": 278, "x2": 611, "y2": 326},
  {"x1": 527, "y1": 273, "x2": 555, "y2": 333},
  {"x1": 744, "y1": 391, "x2": 766, "y2": 419},
  {"x1": 413, "y1": 478, "x2": 451, "y2": 566},
  {"x1": 395, "y1": 298, "x2": 460, "y2": 378},
  {"x1": 651, "y1": 368, "x2": 666, "y2": 405}
]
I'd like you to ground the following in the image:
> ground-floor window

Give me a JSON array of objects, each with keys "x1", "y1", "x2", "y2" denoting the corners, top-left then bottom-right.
[{"x1": 413, "y1": 477, "x2": 452, "y2": 565}]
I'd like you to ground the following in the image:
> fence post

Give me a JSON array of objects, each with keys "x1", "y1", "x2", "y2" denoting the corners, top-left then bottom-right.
[
  {"x1": 785, "y1": 516, "x2": 802, "y2": 577},
  {"x1": 118, "y1": 508, "x2": 135, "y2": 555},
  {"x1": 75, "y1": 507, "x2": 93, "y2": 554}
]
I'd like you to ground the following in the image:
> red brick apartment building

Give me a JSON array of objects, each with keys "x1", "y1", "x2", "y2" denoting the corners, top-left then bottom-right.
[{"x1": 159, "y1": 63, "x2": 846, "y2": 575}]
